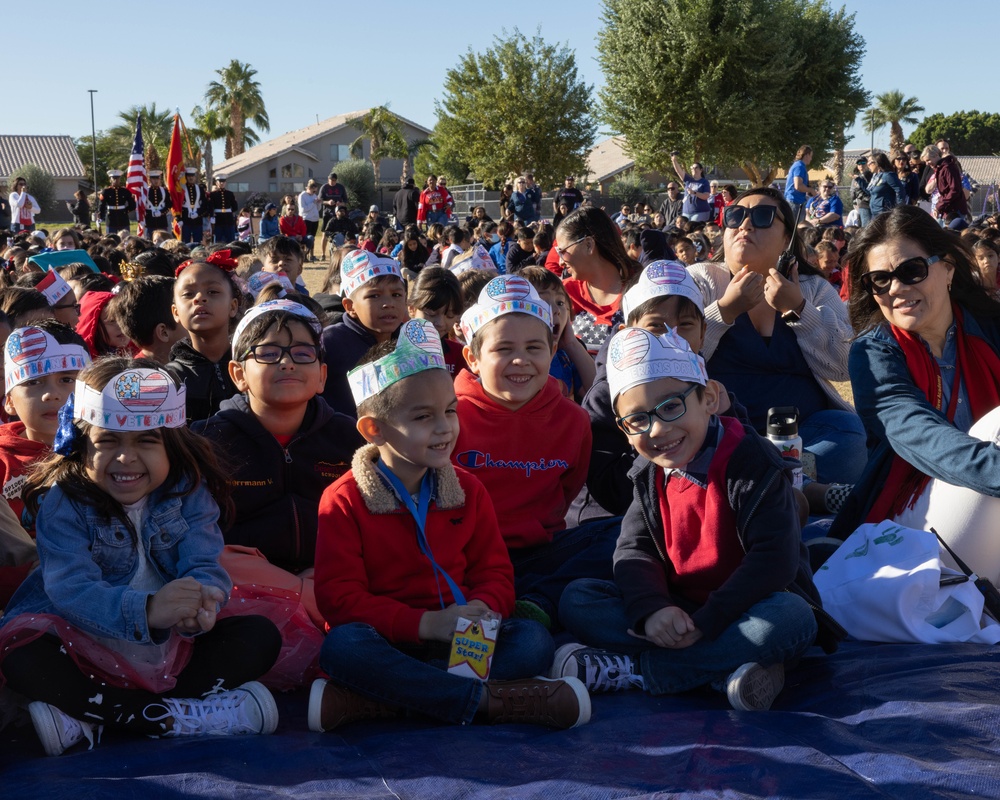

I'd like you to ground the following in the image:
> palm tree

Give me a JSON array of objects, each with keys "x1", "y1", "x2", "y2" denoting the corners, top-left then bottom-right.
[
  {"x1": 205, "y1": 60, "x2": 270, "y2": 158},
  {"x1": 107, "y1": 103, "x2": 174, "y2": 170},
  {"x1": 189, "y1": 106, "x2": 235, "y2": 186},
  {"x1": 347, "y1": 105, "x2": 410, "y2": 186},
  {"x1": 865, "y1": 91, "x2": 925, "y2": 153},
  {"x1": 400, "y1": 138, "x2": 435, "y2": 185}
]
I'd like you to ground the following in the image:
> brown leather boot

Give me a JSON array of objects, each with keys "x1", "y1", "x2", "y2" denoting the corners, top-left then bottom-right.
[
  {"x1": 481, "y1": 676, "x2": 591, "y2": 729},
  {"x1": 307, "y1": 679, "x2": 398, "y2": 732}
]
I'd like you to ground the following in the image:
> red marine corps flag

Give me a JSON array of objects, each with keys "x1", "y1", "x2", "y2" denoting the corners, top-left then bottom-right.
[
  {"x1": 125, "y1": 114, "x2": 147, "y2": 237},
  {"x1": 166, "y1": 113, "x2": 186, "y2": 240}
]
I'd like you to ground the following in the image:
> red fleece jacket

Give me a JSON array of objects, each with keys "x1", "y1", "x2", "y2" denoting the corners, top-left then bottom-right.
[
  {"x1": 314, "y1": 447, "x2": 514, "y2": 643},
  {"x1": 0, "y1": 421, "x2": 46, "y2": 605},
  {"x1": 453, "y1": 371, "x2": 591, "y2": 550}
]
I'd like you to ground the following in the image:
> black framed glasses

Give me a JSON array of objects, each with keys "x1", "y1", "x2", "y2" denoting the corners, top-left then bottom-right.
[
  {"x1": 616, "y1": 384, "x2": 698, "y2": 436},
  {"x1": 243, "y1": 344, "x2": 320, "y2": 364},
  {"x1": 723, "y1": 204, "x2": 783, "y2": 229},
  {"x1": 52, "y1": 301, "x2": 81, "y2": 313},
  {"x1": 860, "y1": 256, "x2": 940, "y2": 296}
]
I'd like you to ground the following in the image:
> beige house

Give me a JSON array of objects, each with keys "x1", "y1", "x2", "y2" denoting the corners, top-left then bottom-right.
[
  {"x1": 212, "y1": 109, "x2": 433, "y2": 197},
  {"x1": 584, "y1": 137, "x2": 671, "y2": 193},
  {"x1": 0, "y1": 135, "x2": 86, "y2": 207}
]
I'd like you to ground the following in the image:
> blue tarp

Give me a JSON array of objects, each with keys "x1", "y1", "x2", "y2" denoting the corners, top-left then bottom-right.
[{"x1": 3, "y1": 641, "x2": 1000, "y2": 799}]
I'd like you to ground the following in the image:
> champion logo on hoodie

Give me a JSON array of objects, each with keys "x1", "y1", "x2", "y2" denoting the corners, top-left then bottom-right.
[{"x1": 455, "y1": 450, "x2": 568, "y2": 477}]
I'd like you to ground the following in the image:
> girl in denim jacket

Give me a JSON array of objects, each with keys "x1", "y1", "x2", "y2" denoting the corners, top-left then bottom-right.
[{"x1": 0, "y1": 358, "x2": 281, "y2": 756}]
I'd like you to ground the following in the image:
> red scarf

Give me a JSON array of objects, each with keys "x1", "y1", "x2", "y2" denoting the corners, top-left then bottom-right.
[{"x1": 867, "y1": 304, "x2": 1000, "y2": 521}]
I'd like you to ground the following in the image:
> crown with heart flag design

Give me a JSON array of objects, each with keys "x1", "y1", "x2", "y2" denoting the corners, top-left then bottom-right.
[
  {"x1": 458, "y1": 275, "x2": 551, "y2": 342},
  {"x1": 74, "y1": 368, "x2": 186, "y2": 430},
  {"x1": 348, "y1": 318, "x2": 447, "y2": 406},
  {"x1": 5, "y1": 327, "x2": 90, "y2": 393},
  {"x1": 606, "y1": 326, "x2": 708, "y2": 403}
]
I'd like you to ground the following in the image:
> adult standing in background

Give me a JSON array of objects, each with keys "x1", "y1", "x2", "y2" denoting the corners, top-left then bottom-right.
[
  {"x1": 298, "y1": 180, "x2": 321, "y2": 260},
  {"x1": 850, "y1": 159, "x2": 872, "y2": 227},
  {"x1": 392, "y1": 177, "x2": 420, "y2": 229},
  {"x1": 783, "y1": 145, "x2": 816, "y2": 222},
  {"x1": 144, "y1": 171, "x2": 171, "y2": 236},
  {"x1": 509, "y1": 176, "x2": 536, "y2": 224},
  {"x1": 523, "y1": 172, "x2": 542, "y2": 221},
  {"x1": 417, "y1": 175, "x2": 449, "y2": 229},
  {"x1": 98, "y1": 169, "x2": 135, "y2": 235},
  {"x1": 867, "y1": 153, "x2": 906, "y2": 219},
  {"x1": 208, "y1": 174, "x2": 238, "y2": 244},
  {"x1": 923, "y1": 144, "x2": 969, "y2": 222},
  {"x1": 670, "y1": 151, "x2": 712, "y2": 223},
  {"x1": 9, "y1": 177, "x2": 40, "y2": 233},
  {"x1": 658, "y1": 181, "x2": 684, "y2": 229},
  {"x1": 436, "y1": 176, "x2": 455, "y2": 221},
  {"x1": 179, "y1": 167, "x2": 207, "y2": 245},
  {"x1": 319, "y1": 172, "x2": 349, "y2": 259},
  {"x1": 552, "y1": 175, "x2": 584, "y2": 216}
]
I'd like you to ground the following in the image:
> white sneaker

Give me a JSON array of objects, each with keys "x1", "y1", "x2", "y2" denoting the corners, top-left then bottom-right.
[
  {"x1": 726, "y1": 662, "x2": 785, "y2": 711},
  {"x1": 28, "y1": 702, "x2": 97, "y2": 757},
  {"x1": 146, "y1": 681, "x2": 279, "y2": 737},
  {"x1": 549, "y1": 643, "x2": 644, "y2": 693}
]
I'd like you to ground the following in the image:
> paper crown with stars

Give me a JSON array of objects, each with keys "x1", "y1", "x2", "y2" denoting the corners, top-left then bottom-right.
[
  {"x1": 458, "y1": 275, "x2": 551, "y2": 342},
  {"x1": 74, "y1": 368, "x2": 187, "y2": 430},
  {"x1": 348, "y1": 319, "x2": 447, "y2": 406},
  {"x1": 621, "y1": 260, "x2": 705, "y2": 322}
]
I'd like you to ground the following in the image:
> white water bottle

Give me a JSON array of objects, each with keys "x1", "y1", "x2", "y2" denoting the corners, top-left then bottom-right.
[{"x1": 766, "y1": 406, "x2": 803, "y2": 489}]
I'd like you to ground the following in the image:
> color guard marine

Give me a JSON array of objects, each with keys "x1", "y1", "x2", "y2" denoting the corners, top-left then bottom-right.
[
  {"x1": 180, "y1": 167, "x2": 208, "y2": 244},
  {"x1": 98, "y1": 169, "x2": 136, "y2": 235},
  {"x1": 208, "y1": 174, "x2": 238, "y2": 244},
  {"x1": 145, "y1": 170, "x2": 173, "y2": 234}
]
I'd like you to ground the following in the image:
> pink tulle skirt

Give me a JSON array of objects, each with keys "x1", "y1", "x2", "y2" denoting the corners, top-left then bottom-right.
[{"x1": 218, "y1": 546, "x2": 326, "y2": 692}]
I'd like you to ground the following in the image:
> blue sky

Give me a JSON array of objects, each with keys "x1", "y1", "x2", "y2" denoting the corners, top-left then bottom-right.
[{"x1": 8, "y1": 0, "x2": 993, "y2": 165}]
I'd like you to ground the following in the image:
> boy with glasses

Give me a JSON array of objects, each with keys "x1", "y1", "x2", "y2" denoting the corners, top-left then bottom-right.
[{"x1": 553, "y1": 326, "x2": 823, "y2": 710}]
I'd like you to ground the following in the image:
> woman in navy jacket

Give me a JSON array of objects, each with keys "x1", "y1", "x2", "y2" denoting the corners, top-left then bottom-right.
[{"x1": 832, "y1": 205, "x2": 1000, "y2": 585}]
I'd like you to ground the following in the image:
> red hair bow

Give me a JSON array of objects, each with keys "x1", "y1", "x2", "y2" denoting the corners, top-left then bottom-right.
[{"x1": 174, "y1": 249, "x2": 239, "y2": 277}]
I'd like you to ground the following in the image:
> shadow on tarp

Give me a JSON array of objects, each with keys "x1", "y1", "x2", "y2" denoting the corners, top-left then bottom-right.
[{"x1": 2, "y1": 641, "x2": 1000, "y2": 800}]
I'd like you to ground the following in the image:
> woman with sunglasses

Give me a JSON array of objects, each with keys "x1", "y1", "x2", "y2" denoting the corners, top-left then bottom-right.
[
  {"x1": 554, "y1": 206, "x2": 640, "y2": 355},
  {"x1": 699, "y1": 186, "x2": 864, "y2": 487},
  {"x1": 835, "y1": 205, "x2": 1000, "y2": 584}
]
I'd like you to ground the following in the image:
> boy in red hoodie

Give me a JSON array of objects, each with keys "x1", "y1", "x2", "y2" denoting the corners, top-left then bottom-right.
[
  {"x1": 310, "y1": 319, "x2": 589, "y2": 732},
  {"x1": 0, "y1": 320, "x2": 90, "y2": 605},
  {"x1": 454, "y1": 276, "x2": 618, "y2": 629}
]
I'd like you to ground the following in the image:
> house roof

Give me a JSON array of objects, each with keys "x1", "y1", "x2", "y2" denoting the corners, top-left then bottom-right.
[
  {"x1": 0, "y1": 135, "x2": 85, "y2": 180},
  {"x1": 585, "y1": 137, "x2": 635, "y2": 184},
  {"x1": 213, "y1": 108, "x2": 433, "y2": 176}
]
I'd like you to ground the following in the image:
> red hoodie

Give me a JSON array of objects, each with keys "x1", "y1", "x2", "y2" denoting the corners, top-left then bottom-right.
[
  {"x1": 0, "y1": 421, "x2": 46, "y2": 605},
  {"x1": 453, "y1": 371, "x2": 591, "y2": 550}
]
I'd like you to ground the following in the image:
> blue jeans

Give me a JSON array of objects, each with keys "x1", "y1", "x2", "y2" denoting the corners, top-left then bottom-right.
[
  {"x1": 509, "y1": 516, "x2": 621, "y2": 621},
  {"x1": 426, "y1": 210, "x2": 449, "y2": 226},
  {"x1": 800, "y1": 409, "x2": 867, "y2": 485},
  {"x1": 858, "y1": 207, "x2": 872, "y2": 227},
  {"x1": 559, "y1": 579, "x2": 817, "y2": 694},
  {"x1": 319, "y1": 619, "x2": 554, "y2": 725}
]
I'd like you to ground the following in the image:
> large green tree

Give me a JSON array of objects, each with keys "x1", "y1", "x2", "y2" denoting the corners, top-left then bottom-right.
[
  {"x1": 205, "y1": 60, "x2": 269, "y2": 158},
  {"x1": 106, "y1": 103, "x2": 174, "y2": 170},
  {"x1": 911, "y1": 111, "x2": 1000, "y2": 154},
  {"x1": 597, "y1": 0, "x2": 869, "y2": 185},
  {"x1": 435, "y1": 28, "x2": 595, "y2": 189},
  {"x1": 189, "y1": 105, "x2": 235, "y2": 185},
  {"x1": 864, "y1": 90, "x2": 924, "y2": 153}
]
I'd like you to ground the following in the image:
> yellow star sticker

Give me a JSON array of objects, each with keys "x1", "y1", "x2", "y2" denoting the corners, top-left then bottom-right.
[{"x1": 448, "y1": 621, "x2": 496, "y2": 680}]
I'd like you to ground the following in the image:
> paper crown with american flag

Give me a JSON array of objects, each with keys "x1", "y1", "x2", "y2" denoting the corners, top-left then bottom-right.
[
  {"x1": 348, "y1": 319, "x2": 447, "y2": 406},
  {"x1": 606, "y1": 327, "x2": 708, "y2": 404},
  {"x1": 74, "y1": 368, "x2": 186, "y2": 430},
  {"x1": 5, "y1": 326, "x2": 90, "y2": 394},
  {"x1": 35, "y1": 270, "x2": 73, "y2": 305},
  {"x1": 459, "y1": 275, "x2": 551, "y2": 342}
]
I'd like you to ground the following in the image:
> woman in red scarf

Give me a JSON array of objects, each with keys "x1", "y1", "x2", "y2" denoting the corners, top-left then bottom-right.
[{"x1": 836, "y1": 205, "x2": 1000, "y2": 585}]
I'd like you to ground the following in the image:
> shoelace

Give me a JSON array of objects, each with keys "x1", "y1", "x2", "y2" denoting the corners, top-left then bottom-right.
[
  {"x1": 144, "y1": 690, "x2": 249, "y2": 736},
  {"x1": 583, "y1": 653, "x2": 642, "y2": 692}
]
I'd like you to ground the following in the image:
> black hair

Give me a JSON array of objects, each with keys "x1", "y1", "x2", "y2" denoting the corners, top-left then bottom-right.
[
  {"x1": 112, "y1": 275, "x2": 177, "y2": 347},
  {"x1": 625, "y1": 294, "x2": 704, "y2": 327},
  {"x1": 407, "y1": 267, "x2": 463, "y2": 316},
  {"x1": 0, "y1": 286, "x2": 50, "y2": 327},
  {"x1": 257, "y1": 235, "x2": 304, "y2": 264},
  {"x1": 233, "y1": 309, "x2": 323, "y2": 361},
  {"x1": 724, "y1": 186, "x2": 821, "y2": 277}
]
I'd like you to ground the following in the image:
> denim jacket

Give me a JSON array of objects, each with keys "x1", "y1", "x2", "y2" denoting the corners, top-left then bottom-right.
[
  {"x1": 1, "y1": 481, "x2": 231, "y2": 645},
  {"x1": 830, "y1": 309, "x2": 1000, "y2": 538}
]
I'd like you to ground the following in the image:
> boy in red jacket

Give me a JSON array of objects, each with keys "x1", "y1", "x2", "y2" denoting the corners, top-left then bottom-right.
[
  {"x1": 310, "y1": 319, "x2": 590, "y2": 732},
  {"x1": 454, "y1": 276, "x2": 619, "y2": 629}
]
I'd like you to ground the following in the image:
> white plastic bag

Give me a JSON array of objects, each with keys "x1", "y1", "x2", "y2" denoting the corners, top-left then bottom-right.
[{"x1": 813, "y1": 521, "x2": 1000, "y2": 644}]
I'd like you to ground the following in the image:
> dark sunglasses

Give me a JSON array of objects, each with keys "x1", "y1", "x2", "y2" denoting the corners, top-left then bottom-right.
[
  {"x1": 723, "y1": 204, "x2": 783, "y2": 229},
  {"x1": 860, "y1": 256, "x2": 941, "y2": 296}
]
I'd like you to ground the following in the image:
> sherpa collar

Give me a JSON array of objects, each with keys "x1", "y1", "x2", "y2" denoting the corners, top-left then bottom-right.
[{"x1": 351, "y1": 443, "x2": 465, "y2": 515}]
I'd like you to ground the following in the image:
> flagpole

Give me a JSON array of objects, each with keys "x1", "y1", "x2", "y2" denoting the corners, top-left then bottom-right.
[{"x1": 88, "y1": 90, "x2": 99, "y2": 233}]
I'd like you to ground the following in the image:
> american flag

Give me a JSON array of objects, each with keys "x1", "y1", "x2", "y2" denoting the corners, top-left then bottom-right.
[{"x1": 126, "y1": 114, "x2": 147, "y2": 237}]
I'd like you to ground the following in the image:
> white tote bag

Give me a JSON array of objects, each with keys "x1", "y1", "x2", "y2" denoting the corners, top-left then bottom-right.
[{"x1": 813, "y1": 521, "x2": 1000, "y2": 644}]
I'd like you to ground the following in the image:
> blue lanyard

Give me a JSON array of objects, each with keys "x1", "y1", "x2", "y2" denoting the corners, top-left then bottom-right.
[{"x1": 375, "y1": 461, "x2": 466, "y2": 609}]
